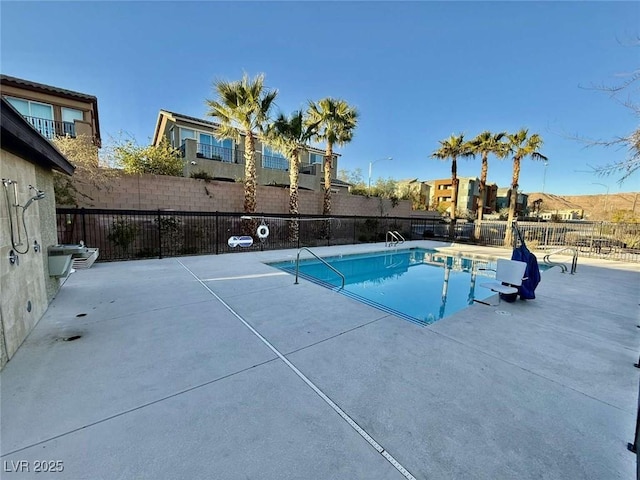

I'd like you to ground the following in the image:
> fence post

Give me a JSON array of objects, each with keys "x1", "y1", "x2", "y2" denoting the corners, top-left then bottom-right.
[
  {"x1": 157, "y1": 210, "x2": 162, "y2": 259},
  {"x1": 81, "y1": 208, "x2": 87, "y2": 244},
  {"x1": 328, "y1": 218, "x2": 331, "y2": 246},
  {"x1": 353, "y1": 219, "x2": 357, "y2": 244},
  {"x1": 544, "y1": 223, "x2": 549, "y2": 247},
  {"x1": 215, "y1": 213, "x2": 219, "y2": 255}
]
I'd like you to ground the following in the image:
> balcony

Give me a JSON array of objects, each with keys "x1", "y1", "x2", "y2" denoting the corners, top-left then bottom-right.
[
  {"x1": 260, "y1": 153, "x2": 288, "y2": 171},
  {"x1": 196, "y1": 143, "x2": 236, "y2": 163},
  {"x1": 182, "y1": 143, "x2": 290, "y2": 172},
  {"x1": 180, "y1": 138, "x2": 321, "y2": 190},
  {"x1": 24, "y1": 116, "x2": 75, "y2": 139}
]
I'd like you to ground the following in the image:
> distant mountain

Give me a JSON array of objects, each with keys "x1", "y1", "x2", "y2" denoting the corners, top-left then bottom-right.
[{"x1": 527, "y1": 192, "x2": 640, "y2": 220}]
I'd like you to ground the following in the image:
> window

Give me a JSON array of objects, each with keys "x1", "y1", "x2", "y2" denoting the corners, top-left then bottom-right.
[
  {"x1": 6, "y1": 97, "x2": 53, "y2": 119},
  {"x1": 180, "y1": 128, "x2": 196, "y2": 144},
  {"x1": 61, "y1": 107, "x2": 83, "y2": 123},
  {"x1": 6, "y1": 97, "x2": 29, "y2": 116},
  {"x1": 309, "y1": 153, "x2": 324, "y2": 164},
  {"x1": 198, "y1": 133, "x2": 233, "y2": 162},
  {"x1": 61, "y1": 108, "x2": 83, "y2": 136},
  {"x1": 262, "y1": 145, "x2": 288, "y2": 170},
  {"x1": 6, "y1": 97, "x2": 55, "y2": 138}
]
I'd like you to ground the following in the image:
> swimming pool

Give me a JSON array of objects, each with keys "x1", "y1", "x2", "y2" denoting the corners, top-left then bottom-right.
[{"x1": 270, "y1": 248, "x2": 512, "y2": 325}]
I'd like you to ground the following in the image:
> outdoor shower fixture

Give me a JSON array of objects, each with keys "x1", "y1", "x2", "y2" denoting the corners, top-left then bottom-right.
[
  {"x1": 23, "y1": 185, "x2": 46, "y2": 210},
  {"x1": 2, "y1": 179, "x2": 46, "y2": 255}
]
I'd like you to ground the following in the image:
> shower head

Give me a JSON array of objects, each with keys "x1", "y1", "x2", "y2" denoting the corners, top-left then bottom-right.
[
  {"x1": 23, "y1": 185, "x2": 46, "y2": 210},
  {"x1": 29, "y1": 185, "x2": 46, "y2": 200}
]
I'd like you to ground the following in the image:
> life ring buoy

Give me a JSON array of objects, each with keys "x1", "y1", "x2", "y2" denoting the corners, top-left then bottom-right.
[{"x1": 257, "y1": 225, "x2": 270, "y2": 239}]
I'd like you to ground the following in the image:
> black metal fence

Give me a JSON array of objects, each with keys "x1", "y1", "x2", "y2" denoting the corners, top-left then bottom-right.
[
  {"x1": 474, "y1": 220, "x2": 640, "y2": 261},
  {"x1": 55, "y1": 208, "x2": 640, "y2": 263}
]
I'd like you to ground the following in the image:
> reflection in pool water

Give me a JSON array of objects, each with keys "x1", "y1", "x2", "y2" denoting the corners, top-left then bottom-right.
[{"x1": 270, "y1": 248, "x2": 503, "y2": 325}]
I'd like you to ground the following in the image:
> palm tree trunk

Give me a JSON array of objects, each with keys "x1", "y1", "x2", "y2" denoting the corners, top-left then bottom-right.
[
  {"x1": 241, "y1": 132, "x2": 258, "y2": 237},
  {"x1": 323, "y1": 144, "x2": 333, "y2": 215},
  {"x1": 449, "y1": 156, "x2": 458, "y2": 238},
  {"x1": 244, "y1": 132, "x2": 257, "y2": 214},
  {"x1": 504, "y1": 156, "x2": 521, "y2": 246},
  {"x1": 475, "y1": 152, "x2": 488, "y2": 240},
  {"x1": 289, "y1": 150, "x2": 300, "y2": 242}
]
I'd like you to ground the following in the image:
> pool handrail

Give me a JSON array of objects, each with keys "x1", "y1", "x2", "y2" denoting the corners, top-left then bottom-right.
[
  {"x1": 294, "y1": 247, "x2": 345, "y2": 289},
  {"x1": 543, "y1": 247, "x2": 578, "y2": 274},
  {"x1": 386, "y1": 231, "x2": 405, "y2": 247}
]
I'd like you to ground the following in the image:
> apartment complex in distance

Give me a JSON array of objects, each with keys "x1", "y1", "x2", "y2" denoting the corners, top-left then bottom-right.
[
  {"x1": 496, "y1": 187, "x2": 529, "y2": 217},
  {"x1": 1, "y1": 74, "x2": 101, "y2": 146},
  {"x1": 152, "y1": 110, "x2": 349, "y2": 193},
  {"x1": 424, "y1": 177, "x2": 501, "y2": 216}
]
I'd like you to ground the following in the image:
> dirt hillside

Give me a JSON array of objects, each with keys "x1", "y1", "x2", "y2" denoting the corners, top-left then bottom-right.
[{"x1": 527, "y1": 192, "x2": 640, "y2": 220}]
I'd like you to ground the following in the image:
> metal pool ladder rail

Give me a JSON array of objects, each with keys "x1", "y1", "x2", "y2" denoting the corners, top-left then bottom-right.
[
  {"x1": 543, "y1": 246, "x2": 578, "y2": 274},
  {"x1": 386, "y1": 230, "x2": 405, "y2": 247},
  {"x1": 294, "y1": 247, "x2": 345, "y2": 289}
]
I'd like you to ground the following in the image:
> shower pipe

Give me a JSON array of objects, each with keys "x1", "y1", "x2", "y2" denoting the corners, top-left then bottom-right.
[{"x1": 2, "y1": 179, "x2": 46, "y2": 255}]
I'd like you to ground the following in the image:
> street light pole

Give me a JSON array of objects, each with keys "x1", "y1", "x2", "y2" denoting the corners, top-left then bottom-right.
[
  {"x1": 368, "y1": 157, "x2": 393, "y2": 194},
  {"x1": 542, "y1": 161, "x2": 549, "y2": 193}
]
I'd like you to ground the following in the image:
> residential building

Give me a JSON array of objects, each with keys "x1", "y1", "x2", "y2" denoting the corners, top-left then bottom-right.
[
  {"x1": 457, "y1": 177, "x2": 480, "y2": 213},
  {"x1": 426, "y1": 178, "x2": 454, "y2": 211},
  {"x1": 1, "y1": 74, "x2": 101, "y2": 146},
  {"x1": 425, "y1": 177, "x2": 484, "y2": 214},
  {"x1": 152, "y1": 110, "x2": 346, "y2": 193},
  {"x1": 395, "y1": 179, "x2": 430, "y2": 209},
  {"x1": 423, "y1": 177, "x2": 502, "y2": 216},
  {"x1": 484, "y1": 183, "x2": 498, "y2": 214},
  {"x1": 1, "y1": 98, "x2": 75, "y2": 369},
  {"x1": 496, "y1": 187, "x2": 529, "y2": 216},
  {"x1": 540, "y1": 209, "x2": 584, "y2": 221}
]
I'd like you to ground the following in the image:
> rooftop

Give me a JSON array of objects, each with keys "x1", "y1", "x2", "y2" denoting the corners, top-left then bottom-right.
[
  {"x1": 1, "y1": 74, "x2": 98, "y2": 102},
  {"x1": 1, "y1": 241, "x2": 637, "y2": 479},
  {"x1": 1, "y1": 74, "x2": 102, "y2": 145}
]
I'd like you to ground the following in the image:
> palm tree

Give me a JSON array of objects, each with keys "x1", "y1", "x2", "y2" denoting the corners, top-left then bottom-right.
[
  {"x1": 206, "y1": 73, "x2": 278, "y2": 214},
  {"x1": 431, "y1": 134, "x2": 472, "y2": 238},
  {"x1": 263, "y1": 111, "x2": 314, "y2": 241},
  {"x1": 468, "y1": 131, "x2": 508, "y2": 238},
  {"x1": 306, "y1": 98, "x2": 359, "y2": 215},
  {"x1": 504, "y1": 129, "x2": 547, "y2": 246}
]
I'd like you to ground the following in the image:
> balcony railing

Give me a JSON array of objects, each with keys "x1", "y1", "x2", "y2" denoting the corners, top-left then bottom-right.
[
  {"x1": 196, "y1": 144, "x2": 235, "y2": 163},
  {"x1": 24, "y1": 116, "x2": 75, "y2": 139},
  {"x1": 261, "y1": 153, "x2": 288, "y2": 171},
  {"x1": 180, "y1": 142, "x2": 290, "y2": 171}
]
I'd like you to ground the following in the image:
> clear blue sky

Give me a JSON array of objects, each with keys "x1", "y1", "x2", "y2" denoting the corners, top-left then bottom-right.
[{"x1": 2, "y1": 1, "x2": 638, "y2": 195}]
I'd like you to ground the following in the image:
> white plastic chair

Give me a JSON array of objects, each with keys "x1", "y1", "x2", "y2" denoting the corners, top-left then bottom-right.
[{"x1": 477, "y1": 259, "x2": 527, "y2": 306}]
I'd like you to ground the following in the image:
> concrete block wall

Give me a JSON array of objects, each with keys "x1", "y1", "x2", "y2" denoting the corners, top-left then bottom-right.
[{"x1": 65, "y1": 173, "x2": 413, "y2": 217}]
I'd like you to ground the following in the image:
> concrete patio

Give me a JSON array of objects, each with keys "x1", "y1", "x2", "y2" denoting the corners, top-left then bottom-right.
[{"x1": 1, "y1": 241, "x2": 638, "y2": 479}]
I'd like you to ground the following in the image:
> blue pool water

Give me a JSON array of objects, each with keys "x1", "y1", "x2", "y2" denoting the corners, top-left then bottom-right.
[{"x1": 270, "y1": 248, "x2": 515, "y2": 325}]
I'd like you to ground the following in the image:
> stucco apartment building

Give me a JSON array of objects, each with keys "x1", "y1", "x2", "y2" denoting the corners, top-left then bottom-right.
[
  {"x1": 0, "y1": 74, "x2": 101, "y2": 147},
  {"x1": 496, "y1": 187, "x2": 529, "y2": 216},
  {"x1": 152, "y1": 110, "x2": 350, "y2": 193},
  {"x1": 424, "y1": 177, "x2": 499, "y2": 215}
]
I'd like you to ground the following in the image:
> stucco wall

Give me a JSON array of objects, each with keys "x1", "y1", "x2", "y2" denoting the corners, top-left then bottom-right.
[
  {"x1": 64, "y1": 173, "x2": 413, "y2": 217},
  {"x1": 1, "y1": 151, "x2": 59, "y2": 368}
]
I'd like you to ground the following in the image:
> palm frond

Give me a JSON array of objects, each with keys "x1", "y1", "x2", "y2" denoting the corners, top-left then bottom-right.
[
  {"x1": 306, "y1": 97, "x2": 359, "y2": 147},
  {"x1": 206, "y1": 72, "x2": 277, "y2": 135},
  {"x1": 431, "y1": 133, "x2": 469, "y2": 159}
]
